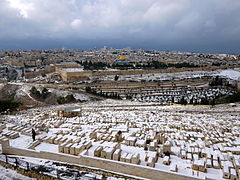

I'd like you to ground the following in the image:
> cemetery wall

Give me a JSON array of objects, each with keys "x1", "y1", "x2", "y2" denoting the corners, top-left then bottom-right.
[{"x1": 2, "y1": 145, "x2": 201, "y2": 180}]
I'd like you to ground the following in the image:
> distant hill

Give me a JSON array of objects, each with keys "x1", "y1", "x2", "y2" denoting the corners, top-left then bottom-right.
[{"x1": 0, "y1": 83, "x2": 91, "y2": 110}]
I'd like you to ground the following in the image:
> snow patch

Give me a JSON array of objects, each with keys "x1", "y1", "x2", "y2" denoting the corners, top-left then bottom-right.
[
  {"x1": 0, "y1": 165, "x2": 35, "y2": 180},
  {"x1": 216, "y1": 69, "x2": 240, "y2": 80}
]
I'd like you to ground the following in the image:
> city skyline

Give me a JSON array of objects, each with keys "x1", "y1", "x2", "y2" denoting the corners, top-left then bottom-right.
[{"x1": 0, "y1": 0, "x2": 240, "y2": 54}]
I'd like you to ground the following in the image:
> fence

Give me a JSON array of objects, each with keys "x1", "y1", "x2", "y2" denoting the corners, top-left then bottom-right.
[{"x1": 0, "y1": 153, "x2": 102, "y2": 180}]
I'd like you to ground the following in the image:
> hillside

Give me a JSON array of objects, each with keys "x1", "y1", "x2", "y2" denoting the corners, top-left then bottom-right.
[{"x1": 0, "y1": 83, "x2": 92, "y2": 109}]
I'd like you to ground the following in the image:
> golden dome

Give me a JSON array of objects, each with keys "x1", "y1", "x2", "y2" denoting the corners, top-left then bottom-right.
[{"x1": 119, "y1": 56, "x2": 126, "y2": 60}]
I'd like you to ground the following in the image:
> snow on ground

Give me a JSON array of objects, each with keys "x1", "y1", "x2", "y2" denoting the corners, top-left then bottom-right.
[
  {"x1": 49, "y1": 88, "x2": 90, "y2": 101},
  {"x1": 95, "y1": 70, "x2": 216, "y2": 82},
  {"x1": 62, "y1": 68, "x2": 84, "y2": 72},
  {"x1": 216, "y1": 69, "x2": 240, "y2": 80},
  {"x1": 2, "y1": 99, "x2": 240, "y2": 180},
  {"x1": 35, "y1": 142, "x2": 58, "y2": 153},
  {"x1": 9, "y1": 156, "x2": 132, "y2": 180},
  {"x1": 73, "y1": 93, "x2": 90, "y2": 101},
  {"x1": 14, "y1": 84, "x2": 32, "y2": 97},
  {"x1": 10, "y1": 135, "x2": 32, "y2": 148},
  {"x1": 0, "y1": 83, "x2": 5, "y2": 89},
  {"x1": 0, "y1": 165, "x2": 35, "y2": 180}
]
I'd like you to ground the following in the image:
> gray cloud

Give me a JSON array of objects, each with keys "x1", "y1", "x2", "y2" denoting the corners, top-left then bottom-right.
[{"x1": 0, "y1": 0, "x2": 240, "y2": 53}]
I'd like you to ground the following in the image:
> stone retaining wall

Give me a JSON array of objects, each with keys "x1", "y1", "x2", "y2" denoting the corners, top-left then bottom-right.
[
  {"x1": 0, "y1": 160, "x2": 58, "y2": 180},
  {"x1": 2, "y1": 145, "x2": 202, "y2": 180}
]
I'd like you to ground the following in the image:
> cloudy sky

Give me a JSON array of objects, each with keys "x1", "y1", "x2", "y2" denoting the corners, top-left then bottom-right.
[{"x1": 0, "y1": 0, "x2": 240, "y2": 53}]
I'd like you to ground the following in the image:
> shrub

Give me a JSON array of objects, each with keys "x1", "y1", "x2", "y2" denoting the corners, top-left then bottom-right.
[
  {"x1": 57, "y1": 94, "x2": 76, "y2": 104},
  {"x1": 0, "y1": 100, "x2": 21, "y2": 113},
  {"x1": 30, "y1": 86, "x2": 49, "y2": 99}
]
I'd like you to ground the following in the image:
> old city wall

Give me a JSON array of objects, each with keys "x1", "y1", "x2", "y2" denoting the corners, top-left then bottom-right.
[
  {"x1": 25, "y1": 63, "x2": 81, "y2": 79},
  {"x1": 55, "y1": 64, "x2": 81, "y2": 69},
  {"x1": 58, "y1": 67, "x2": 216, "y2": 82},
  {"x1": 61, "y1": 68, "x2": 191, "y2": 82},
  {"x1": 25, "y1": 66, "x2": 55, "y2": 79},
  {"x1": 92, "y1": 69, "x2": 170, "y2": 76},
  {"x1": 91, "y1": 66, "x2": 221, "y2": 76},
  {"x1": 66, "y1": 71, "x2": 92, "y2": 81},
  {"x1": 25, "y1": 64, "x2": 225, "y2": 81},
  {"x1": 2, "y1": 145, "x2": 201, "y2": 180},
  {"x1": 55, "y1": 67, "x2": 68, "y2": 81},
  {"x1": 90, "y1": 66, "x2": 221, "y2": 77}
]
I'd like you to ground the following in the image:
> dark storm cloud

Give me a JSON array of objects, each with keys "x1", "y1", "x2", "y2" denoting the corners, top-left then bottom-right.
[{"x1": 0, "y1": 0, "x2": 240, "y2": 53}]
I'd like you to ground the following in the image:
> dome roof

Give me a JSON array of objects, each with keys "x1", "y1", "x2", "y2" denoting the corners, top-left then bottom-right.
[{"x1": 119, "y1": 56, "x2": 126, "y2": 60}]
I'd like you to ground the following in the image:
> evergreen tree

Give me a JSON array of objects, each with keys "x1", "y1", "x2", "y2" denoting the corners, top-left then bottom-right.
[{"x1": 114, "y1": 75, "x2": 119, "y2": 81}]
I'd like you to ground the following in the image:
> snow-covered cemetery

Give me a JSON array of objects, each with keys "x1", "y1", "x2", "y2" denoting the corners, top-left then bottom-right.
[{"x1": 0, "y1": 97, "x2": 239, "y2": 179}]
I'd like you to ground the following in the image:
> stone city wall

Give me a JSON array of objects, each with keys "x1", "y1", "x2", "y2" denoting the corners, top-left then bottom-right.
[
  {"x1": 55, "y1": 67, "x2": 68, "y2": 81},
  {"x1": 65, "y1": 71, "x2": 92, "y2": 81},
  {"x1": 25, "y1": 63, "x2": 81, "y2": 79},
  {"x1": 55, "y1": 69, "x2": 92, "y2": 81},
  {"x1": 25, "y1": 66, "x2": 55, "y2": 79},
  {"x1": 25, "y1": 64, "x2": 226, "y2": 81},
  {"x1": 24, "y1": 63, "x2": 233, "y2": 84},
  {"x1": 60, "y1": 66, "x2": 225, "y2": 82}
]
